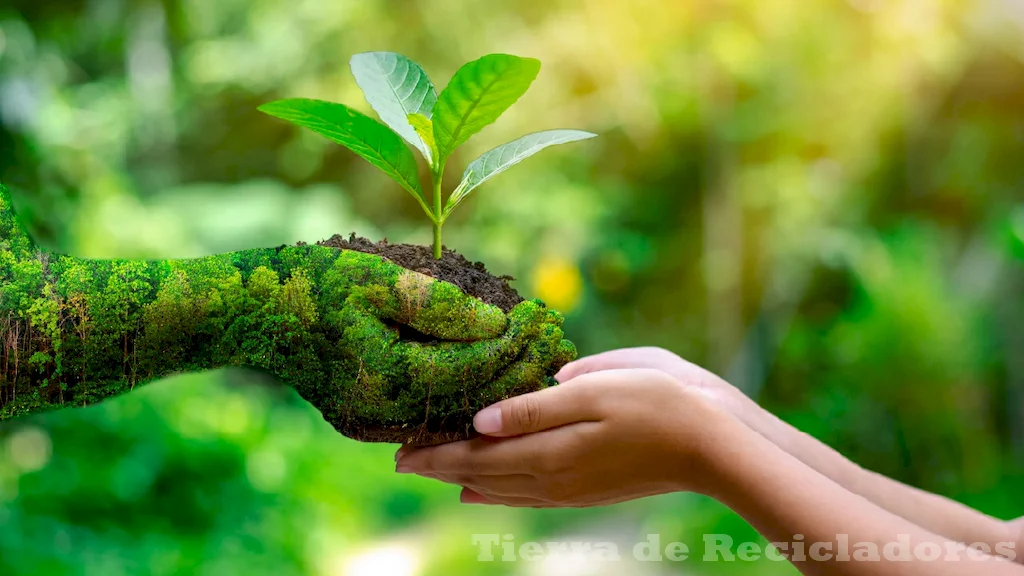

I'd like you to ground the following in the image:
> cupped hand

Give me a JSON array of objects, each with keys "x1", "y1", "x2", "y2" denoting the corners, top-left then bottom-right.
[
  {"x1": 393, "y1": 368, "x2": 733, "y2": 507},
  {"x1": 319, "y1": 250, "x2": 575, "y2": 445},
  {"x1": 555, "y1": 347, "x2": 757, "y2": 423}
]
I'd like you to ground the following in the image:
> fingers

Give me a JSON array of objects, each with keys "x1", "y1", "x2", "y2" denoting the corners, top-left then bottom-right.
[
  {"x1": 472, "y1": 373, "x2": 606, "y2": 437},
  {"x1": 395, "y1": 444, "x2": 413, "y2": 462},
  {"x1": 329, "y1": 295, "x2": 576, "y2": 440},
  {"x1": 554, "y1": 347, "x2": 680, "y2": 382},
  {"x1": 420, "y1": 472, "x2": 540, "y2": 498},
  {"x1": 396, "y1": 436, "x2": 536, "y2": 475},
  {"x1": 461, "y1": 487, "x2": 494, "y2": 504},
  {"x1": 394, "y1": 421, "x2": 589, "y2": 476},
  {"x1": 473, "y1": 301, "x2": 575, "y2": 389},
  {"x1": 394, "y1": 276, "x2": 507, "y2": 341},
  {"x1": 398, "y1": 337, "x2": 526, "y2": 396},
  {"x1": 325, "y1": 250, "x2": 507, "y2": 341},
  {"x1": 460, "y1": 488, "x2": 554, "y2": 508}
]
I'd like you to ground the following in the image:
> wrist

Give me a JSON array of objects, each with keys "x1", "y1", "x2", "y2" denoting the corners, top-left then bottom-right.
[
  {"x1": 725, "y1": 392, "x2": 800, "y2": 456},
  {"x1": 666, "y1": 391, "x2": 754, "y2": 496},
  {"x1": 679, "y1": 371, "x2": 767, "y2": 440},
  {"x1": 697, "y1": 414, "x2": 782, "y2": 504},
  {"x1": 721, "y1": 387, "x2": 764, "y2": 430}
]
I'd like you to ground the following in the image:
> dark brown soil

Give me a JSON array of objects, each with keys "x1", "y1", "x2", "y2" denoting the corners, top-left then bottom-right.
[{"x1": 316, "y1": 233, "x2": 525, "y2": 312}]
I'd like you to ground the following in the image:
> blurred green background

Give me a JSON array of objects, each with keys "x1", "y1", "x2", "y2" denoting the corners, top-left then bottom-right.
[{"x1": 1, "y1": 0, "x2": 1023, "y2": 574}]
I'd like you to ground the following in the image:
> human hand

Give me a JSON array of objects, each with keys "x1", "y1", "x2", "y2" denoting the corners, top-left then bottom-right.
[
  {"x1": 555, "y1": 347, "x2": 758, "y2": 428},
  {"x1": 393, "y1": 368, "x2": 734, "y2": 507}
]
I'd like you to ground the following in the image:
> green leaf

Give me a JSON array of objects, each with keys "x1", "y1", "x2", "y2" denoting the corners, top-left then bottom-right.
[
  {"x1": 349, "y1": 52, "x2": 438, "y2": 163},
  {"x1": 444, "y1": 130, "x2": 596, "y2": 216},
  {"x1": 432, "y1": 54, "x2": 541, "y2": 162},
  {"x1": 407, "y1": 114, "x2": 440, "y2": 171},
  {"x1": 258, "y1": 98, "x2": 432, "y2": 220}
]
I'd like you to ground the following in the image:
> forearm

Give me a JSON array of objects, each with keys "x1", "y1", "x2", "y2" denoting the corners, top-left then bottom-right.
[
  {"x1": 0, "y1": 235, "x2": 344, "y2": 417},
  {"x1": 2, "y1": 194, "x2": 570, "y2": 446},
  {"x1": 730, "y1": 393, "x2": 1016, "y2": 551},
  {"x1": 701, "y1": 415, "x2": 1021, "y2": 576}
]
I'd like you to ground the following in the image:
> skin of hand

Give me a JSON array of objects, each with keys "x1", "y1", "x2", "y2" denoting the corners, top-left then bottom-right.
[
  {"x1": 394, "y1": 367, "x2": 734, "y2": 507},
  {"x1": 0, "y1": 184, "x2": 574, "y2": 444},
  {"x1": 400, "y1": 346, "x2": 1023, "y2": 564},
  {"x1": 396, "y1": 354, "x2": 1024, "y2": 576},
  {"x1": 552, "y1": 347, "x2": 1022, "y2": 556},
  {"x1": 552, "y1": 346, "x2": 755, "y2": 419}
]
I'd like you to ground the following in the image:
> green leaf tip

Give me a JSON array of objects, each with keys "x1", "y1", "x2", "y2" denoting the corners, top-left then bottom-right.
[
  {"x1": 258, "y1": 97, "x2": 434, "y2": 222},
  {"x1": 444, "y1": 129, "x2": 597, "y2": 217},
  {"x1": 432, "y1": 54, "x2": 542, "y2": 162},
  {"x1": 349, "y1": 52, "x2": 438, "y2": 164}
]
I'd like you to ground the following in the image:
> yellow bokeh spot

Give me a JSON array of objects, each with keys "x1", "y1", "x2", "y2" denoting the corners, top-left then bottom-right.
[
  {"x1": 708, "y1": 21, "x2": 761, "y2": 78},
  {"x1": 531, "y1": 256, "x2": 583, "y2": 313}
]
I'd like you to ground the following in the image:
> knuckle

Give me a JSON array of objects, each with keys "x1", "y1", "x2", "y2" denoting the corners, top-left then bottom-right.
[
  {"x1": 420, "y1": 450, "x2": 441, "y2": 471},
  {"x1": 424, "y1": 446, "x2": 461, "y2": 473},
  {"x1": 649, "y1": 367, "x2": 680, "y2": 385},
  {"x1": 626, "y1": 367, "x2": 677, "y2": 389},
  {"x1": 511, "y1": 395, "x2": 543, "y2": 432}
]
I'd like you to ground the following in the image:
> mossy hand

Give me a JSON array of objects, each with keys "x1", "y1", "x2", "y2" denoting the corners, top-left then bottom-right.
[
  {"x1": 316, "y1": 250, "x2": 576, "y2": 444},
  {"x1": 0, "y1": 185, "x2": 576, "y2": 445}
]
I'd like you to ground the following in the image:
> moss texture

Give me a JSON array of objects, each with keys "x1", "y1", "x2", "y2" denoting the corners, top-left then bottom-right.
[{"x1": 0, "y1": 185, "x2": 576, "y2": 445}]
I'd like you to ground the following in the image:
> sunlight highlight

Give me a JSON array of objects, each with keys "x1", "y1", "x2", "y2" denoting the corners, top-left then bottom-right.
[{"x1": 341, "y1": 543, "x2": 421, "y2": 576}]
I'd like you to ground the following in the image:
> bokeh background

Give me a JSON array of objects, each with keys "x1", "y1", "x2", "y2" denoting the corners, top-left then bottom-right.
[{"x1": 1, "y1": 0, "x2": 1023, "y2": 574}]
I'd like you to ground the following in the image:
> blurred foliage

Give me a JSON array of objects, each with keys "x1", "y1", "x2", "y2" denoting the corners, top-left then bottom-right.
[{"x1": 0, "y1": 0, "x2": 1022, "y2": 574}]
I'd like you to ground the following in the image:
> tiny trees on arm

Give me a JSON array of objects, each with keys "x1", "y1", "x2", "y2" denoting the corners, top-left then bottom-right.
[{"x1": 259, "y1": 52, "x2": 596, "y2": 259}]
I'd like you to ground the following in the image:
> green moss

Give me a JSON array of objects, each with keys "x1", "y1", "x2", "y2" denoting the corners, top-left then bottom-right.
[{"x1": 0, "y1": 184, "x2": 576, "y2": 444}]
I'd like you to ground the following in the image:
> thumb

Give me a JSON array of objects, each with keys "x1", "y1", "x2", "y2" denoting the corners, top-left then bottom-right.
[{"x1": 473, "y1": 379, "x2": 602, "y2": 437}]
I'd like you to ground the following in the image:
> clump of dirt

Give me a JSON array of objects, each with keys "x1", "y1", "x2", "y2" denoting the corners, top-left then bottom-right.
[{"x1": 316, "y1": 233, "x2": 525, "y2": 312}]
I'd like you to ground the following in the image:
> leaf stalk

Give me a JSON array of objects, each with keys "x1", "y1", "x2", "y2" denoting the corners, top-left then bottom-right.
[{"x1": 431, "y1": 162, "x2": 445, "y2": 259}]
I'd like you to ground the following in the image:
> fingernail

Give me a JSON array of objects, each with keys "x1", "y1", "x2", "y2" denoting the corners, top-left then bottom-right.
[
  {"x1": 396, "y1": 464, "x2": 414, "y2": 474},
  {"x1": 474, "y1": 407, "x2": 502, "y2": 434},
  {"x1": 394, "y1": 446, "x2": 408, "y2": 462}
]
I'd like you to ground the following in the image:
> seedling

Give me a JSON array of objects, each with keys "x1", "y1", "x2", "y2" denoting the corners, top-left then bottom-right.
[{"x1": 259, "y1": 52, "x2": 596, "y2": 259}]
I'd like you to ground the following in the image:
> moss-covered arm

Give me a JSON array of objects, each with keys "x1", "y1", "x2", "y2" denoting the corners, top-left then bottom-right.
[{"x1": 0, "y1": 185, "x2": 575, "y2": 445}]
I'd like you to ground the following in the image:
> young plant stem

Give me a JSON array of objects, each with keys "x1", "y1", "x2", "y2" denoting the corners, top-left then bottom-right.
[{"x1": 431, "y1": 165, "x2": 445, "y2": 259}]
